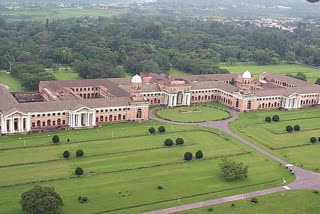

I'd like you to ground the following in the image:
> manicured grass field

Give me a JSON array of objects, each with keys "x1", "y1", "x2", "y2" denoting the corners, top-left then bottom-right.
[
  {"x1": 229, "y1": 108, "x2": 320, "y2": 171},
  {"x1": 47, "y1": 68, "x2": 80, "y2": 80},
  {"x1": 0, "y1": 121, "x2": 293, "y2": 214},
  {"x1": 0, "y1": 72, "x2": 23, "y2": 92},
  {"x1": 179, "y1": 190, "x2": 320, "y2": 214},
  {"x1": 156, "y1": 106, "x2": 230, "y2": 122},
  {"x1": 221, "y1": 63, "x2": 320, "y2": 83}
]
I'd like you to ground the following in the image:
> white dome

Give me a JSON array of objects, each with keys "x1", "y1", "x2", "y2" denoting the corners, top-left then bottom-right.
[
  {"x1": 242, "y1": 71, "x2": 252, "y2": 79},
  {"x1": 131, "y1": 74, "x2": 142, "y2": 83}
]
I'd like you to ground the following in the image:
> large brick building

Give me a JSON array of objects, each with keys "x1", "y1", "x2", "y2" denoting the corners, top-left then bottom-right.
[{"x1": 1, "y1": 71, "x2": 320, "y2": 135}]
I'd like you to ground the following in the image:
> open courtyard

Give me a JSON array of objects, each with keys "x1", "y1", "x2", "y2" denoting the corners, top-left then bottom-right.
[{"x1": 0, "y1": 120, "x2": 294, "y2": 214}]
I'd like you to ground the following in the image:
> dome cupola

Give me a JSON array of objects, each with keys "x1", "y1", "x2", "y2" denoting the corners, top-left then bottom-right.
[
  {"x1": 131, "y1": 74, "x2": 142, "y2": 84},
  {"x1": 242, "y1": 71, "x2": 252, "y2": 79}
]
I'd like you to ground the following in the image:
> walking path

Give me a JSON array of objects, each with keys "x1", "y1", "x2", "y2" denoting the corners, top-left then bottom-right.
[{"x1": 144, "y1": 108, "x2": 320, "y2": 214}]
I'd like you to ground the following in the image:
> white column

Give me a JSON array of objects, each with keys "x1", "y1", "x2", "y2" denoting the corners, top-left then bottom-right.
[
  {"x1": 18, "y1": 118, "x2": 23, "y2": 132},
  {"x1": 26, "y1": 117, "x2": 31, "y2": 131},
  {"x1": 92, "y1": 113, "x2": 96, "y2": 126},
  {"x1": 10, "y1": 118, "x2": 14, "y2": 133},
  {"x1": 78, "y1": 114, "x2": 82, "y2": 127},
  {"x1": 173, "y1": 95, "x2": 177, "y2": 107},
  {"x1": 1, "y1": 117, "x2": 5, "y2": 134}
]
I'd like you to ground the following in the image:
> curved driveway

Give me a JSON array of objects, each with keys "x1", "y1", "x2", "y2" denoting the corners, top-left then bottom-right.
[{"x1": 144, "y1": 108, "x2": 320, "y2": 214}]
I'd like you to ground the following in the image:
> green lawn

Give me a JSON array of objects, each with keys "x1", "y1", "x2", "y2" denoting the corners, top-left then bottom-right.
[
  {"x1": 169, "y1": 68, "x2": 188, "y2": 76},
  {"x1": 0, "y1": 121, "x2": 294, "y2": 214},
  {"x1": 221, "y1": 63, "x2": 320, "y2": 83},
  {"x1": 2, "y1": 8, "x2": 125, "y2": 22},
  {"x1": 156, "y1": 106, "x2": 230, "y2": 122},
  {"x1": 229, "y1": 108, "x2": 320, "y2": 171},
  {"x1": 0, "y1": 72, "x2": 23, "y2": 92},
  {"x1": 47, "y1": 68, "x2": 80, "y2": 80},
  {"x1": 179, "y1": 190, "x2": 320, "y2": 214}
]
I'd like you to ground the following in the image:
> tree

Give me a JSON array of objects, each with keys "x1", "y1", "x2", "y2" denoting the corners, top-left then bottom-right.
[
  {"x1": 294, "y1": 125, "x2": 300, "y2": 131},
  {"x1": 265, "y1": 116, "x2": 271, "y2": 122},
  {"x1": 285, "y1": 51, "x2": 296, "y2": 63},
  {"x1": 286, "y1": 125, "x2": 293, "y2": 132},
  {"x1": 272, "y1": 115, "x2": 280, "y2": 122},
  {"x1": 315, "y1": 78, "x2": 320, "y2": 85},
  {"x1": 230, "y1": 78, "x2": 235, "y2": 86},
  {"x1": 158, "y1": 126, "x2": 166, "y2": 133},
  {"x1": 318, "y1": 137, "x2": 320, "y2": 142},
  {"x1": 310, "y1": 137, "x2": 317, "y2": 144},
  {"x1": 20, "y1": 186, "x2": 63, "y2": 214},
  {"x1": 164, "y1": 139, "x2": 174, "y2": 147},
  {"x1": 175, "y1": 138, "x2": 184, "y2": 145},
  {"x1": 195, "y1": 150, "x2": 203, "y2": 159},
  {"x1": 76, "y1": 149, "x2": 84, "y2": 157},
  {"x1": 52, "y1": 135, "x2": 60, "y2": 143},
  {"x1": 289, "y1": 72, "x2": 307, "y2": 81},
  {"x1": 75, "y1": 167, "x2": 84, "y2": 176},
  {"x1": 148, "y1": 127, "x2": 156, "y2": 134},
  {"x1": 219, "y1": 159, "x2": 248, "y2": 181},
  {"x1": 63, "y1": 151, "x2": 70, "y2": 158},
  {"x1": 184, "y1": 152, "x2": 193, "y2": 161}
]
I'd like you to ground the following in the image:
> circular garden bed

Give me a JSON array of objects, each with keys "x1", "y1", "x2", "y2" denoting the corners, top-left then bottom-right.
[{"x1": 156, "y1": 106, "x2": 230, "y2": 123}]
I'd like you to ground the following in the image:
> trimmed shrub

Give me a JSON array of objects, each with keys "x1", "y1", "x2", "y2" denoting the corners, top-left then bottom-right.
[
  {"x1": 82, "y1": 197, "x2": 88, "y2": 202},
  {"x1": 251, "y1": 198, "x2": 258, "y2": 204},
  {"x1": 52, "y1": 135, "x2": 60, "y2": 143},
  {"x1": 318, "y1": 137, "x2": 320, "y2": 142},
  {"x1": 148, "y1": 127, "x2": 156, "y2": 134},
  {"x1": 164, "y1": 139, "x2": 174, "y2": 147},
  {"x1": 272, "y1": 115, "x2": 280, "y2": 122},
  {"x1": 265, "y1": 116, "x2": 271, "y2": 122},
  {"x1": 157, "y1": 185, "x2": 164, "y2": 190},
  {"x1": 294, "y1": 125, "x2": 300, "y2": 131},
  {"x1": 310, "y1": 137, "x2": 317, "y2": 144},
  {"x1": 208, "y1": 207, "x2": 214, "y2": 212},
  {"x1": 184, "y1": 152, "x2": 193, "y2": 161},
  {"x1": 78, "y1": 196, "x2": 82, "y2": 201},
  {"x1": 195, "y1": 150, "x2": 203, "y2": 159},
  {"x1": 75, "y1": 167, "x2": 84, "y2": 176},
  {"x1": 76, "y1": 149, "x2": 84, "y2": 157},
  {"x1": 286, "y1": 125, "x2": 293, "y2": 132},
  {"x1": 67, "y1": 139, "x2": 70, "y2": 142},
  {"x1": 175, "y1": 138, "x2": 184, "y2": 145},
  {"x1": 158, "y1": 126, "x2": 166, "y2": 133},
  {"x1": 63, "y1": 150, "x2": 70, "y2": 158}
]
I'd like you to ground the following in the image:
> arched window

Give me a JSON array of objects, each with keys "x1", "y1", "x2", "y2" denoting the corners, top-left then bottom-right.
[
  {"x1": 100, "y1": 116, "x2": 104, "y2": 122},
  {"x1": 137, "y1": 108, "x2": 142, "y2": 119},
  {"x1": 248, "y1": 101, "x2": 252, "y2": 110}
]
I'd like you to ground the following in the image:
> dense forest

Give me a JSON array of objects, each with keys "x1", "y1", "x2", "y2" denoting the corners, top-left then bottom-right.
[{"x1": 1, "y1": 13, "x2": 320, "y2": 90}]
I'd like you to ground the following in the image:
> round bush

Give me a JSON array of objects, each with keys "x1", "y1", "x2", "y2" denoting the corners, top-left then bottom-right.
[
  {"x1": 310, "y1": 137, "x2": 317, "y2": 144},
  {"x1": 184, "y1": 152, "x2": 193, "y2": 161},
  {"x1": 158, "y1": 126, "x2": 166, "y2": 133},
  {"x1": 318, "y1": 137, "x2": 320, "y2": 142},
  {"x1": 82, "y1": 197, "x2": 88, "y2": 202},
  {"x1": 63, "y1": 150, "x2": 70, "y2": 158},
  {"x1": 52, "y1": 135, "x2": 60, "y2": 143},
  {"x1": 195, "y1": 150, "x2": 203, "y2": 159},
  {"x1": 175, "y1": 138, "x2": 184, "y2": 145},
  {"x1": 294, "y1": 125, "x2": 300, "y2": 131},
  {"x1": 148, "y1": 127, "x2": 156, "y2": 134},
  {"x1": 75, "y1": 167, "x2": 84, "y2": 176},
  {"x1": 164, "y1": 139, "x2": 174, "y2": 147},
  {"x1": 251, "y1": 198, "x2": 258, "y2": 204},
  {"x1": 272, "y1": 115, "x2": 280, "y2": 122},
  {"x1": 286, "y1": 125, "x2": 293, "y2": 132},
  {"x1": 265, "y1": 116, "x2": 271, "y2": 122},
  {"x1": 76, "y1": 149, "x2": 84, "y2": 157}
]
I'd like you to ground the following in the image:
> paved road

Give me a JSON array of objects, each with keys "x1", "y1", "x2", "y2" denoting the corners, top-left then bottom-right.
[{"x1": 144, "y1": 108, "x2": 320, "y2": 214}]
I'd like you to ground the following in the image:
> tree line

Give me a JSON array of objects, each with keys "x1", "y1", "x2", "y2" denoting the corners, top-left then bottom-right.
[{"x1": 1, "y1": 13, "x2": 320, "y2": 90}]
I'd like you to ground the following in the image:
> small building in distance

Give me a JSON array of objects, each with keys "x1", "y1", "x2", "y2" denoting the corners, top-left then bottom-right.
[{"x1": 1, "y1": 71, "x2": 320, "y2": 135}]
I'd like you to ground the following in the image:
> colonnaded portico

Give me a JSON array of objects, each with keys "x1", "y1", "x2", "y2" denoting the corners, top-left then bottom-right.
[{"x1": 0, "y1": 111, "x2": 31, "y2": 134}]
